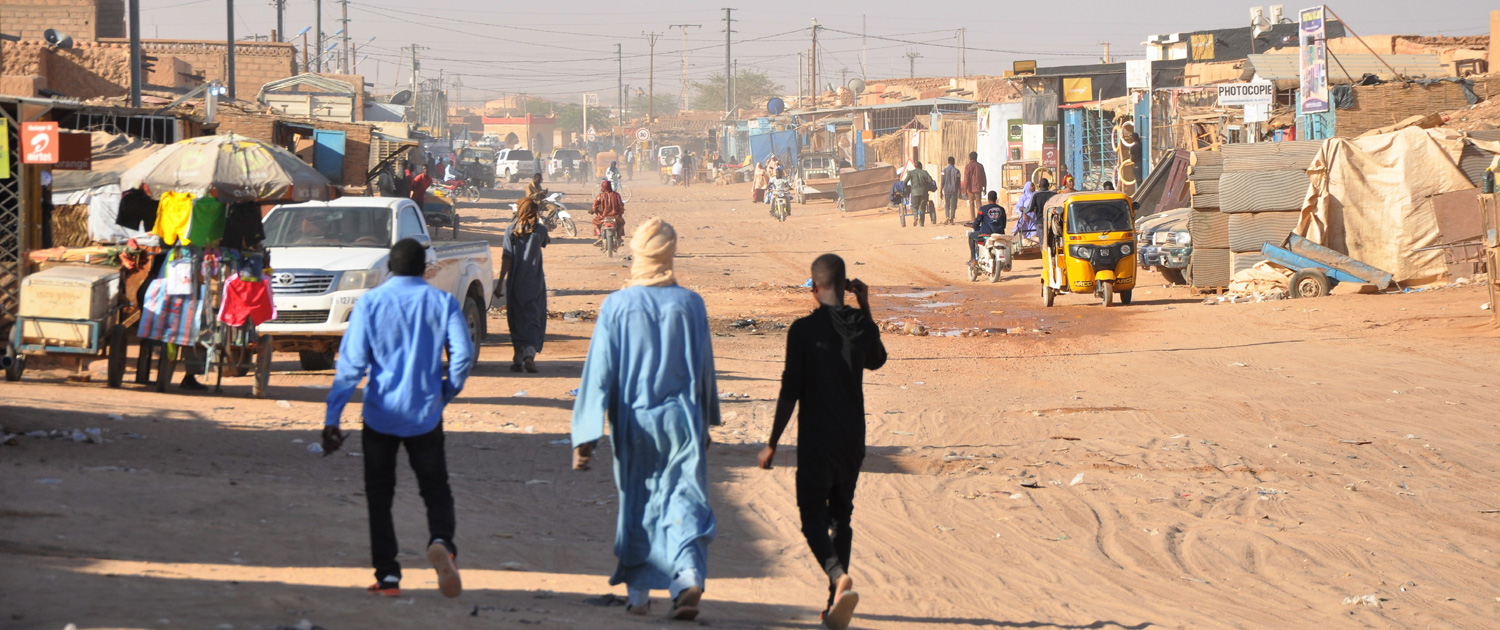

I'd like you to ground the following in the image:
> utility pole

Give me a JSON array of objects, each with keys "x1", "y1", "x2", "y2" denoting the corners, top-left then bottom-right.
[
  {"x1": 314, "y1": 0, "x2": 322, "y2": 72},
  {"x1": 810, "y1": 18, "x2": 819, "y2": 107},
  {"x1": 798, "y1": 52, "x2": 804, "y2": 108},
  {"x1": 861, "y1": 12, "x2": 867, "y2": 80},
  {"x1": 403, "y1": 43, "x2": 425, "y2": 93},
  {"x1": 642, "y1": 31, "x2": 661, "y2": 122},
  {"x1": 732, "y1": 59, "x2": 737, "y2": 110},
  {"x1": 959, "y1": 28, "x2": 967, "y2": 77},
  {"x1": 669, "y1": 24, "x2": 700, "y2": 112},
  {"x1": 905, "y1": 51, "x2": 922, "y2": 78},
  {"x1": 451, "y1": 75, "x2": 463, "y2": 108},
  {"x1": 227, "y1": 0, "x2": 236, "y2": 99},
  {"x1": 723, "y1": 7, "x2": 735, "y2": 114},
  {"x1": 1100, "y1": 41, "x2": 1111, "y2": 64},
  {"x1": 272, "y1": 0, "x2": 284, "y2": 42},
  {"x1": 616, "y1": 43, "x2": 623, "y2": 138},
  {"x1": 129, "y1": 0, "x2": 141, "y2": 107},
  {"x1": 339, "y1": 0, "x2": 351, "y2": 74}
]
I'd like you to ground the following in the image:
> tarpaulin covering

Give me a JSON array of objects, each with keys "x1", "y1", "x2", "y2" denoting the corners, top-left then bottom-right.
[
  {"x1": 1295, "y1": 127, "x2": 1500, "y2": 283},
  {"x1": 748, "y1": 130, "x2": 799, "y2": 166}
]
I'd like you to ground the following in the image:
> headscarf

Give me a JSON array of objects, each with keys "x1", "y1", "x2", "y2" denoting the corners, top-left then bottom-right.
[
  {"x1": 513, "y1": 196, "x2": 540, "y2": 236},
  {"x1": 595, "y1": 180, "x2": 624, "y2": 216},
  {"x1": 1015, "y1": 181, "x2": 1035, "y2": 214},
  {"x1": 627, "y1": 217, "x2": 677, "y2": 288}
]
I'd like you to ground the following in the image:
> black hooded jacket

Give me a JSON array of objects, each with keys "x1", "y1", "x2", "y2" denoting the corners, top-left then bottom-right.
[{"x1": 771, "y1": 303, "x2": 888, "y2": 463}]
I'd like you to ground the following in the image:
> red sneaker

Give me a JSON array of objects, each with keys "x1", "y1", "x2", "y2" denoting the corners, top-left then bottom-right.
[
  {"x1": 428, "y1": 542, "x2": 462, "y2": 598},
  {"x1": 367, "y1": 580, "x2": 401, "y2": 597}
]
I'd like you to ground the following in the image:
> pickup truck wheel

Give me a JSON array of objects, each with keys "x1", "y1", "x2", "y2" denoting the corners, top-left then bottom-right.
[
  {"x1": 463, "y1": 296, "x2": 485, "y2": 349},
  {"x1": 299, "y1": 349, "x2": 336, "y2": 371}
]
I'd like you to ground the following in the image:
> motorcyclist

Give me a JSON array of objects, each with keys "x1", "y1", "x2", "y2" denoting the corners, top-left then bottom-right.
[
  {"x1": 767, "y1": 167, "x2": 792, "y2": 214},
  {"x1": 967, "y1": 190, "x2": 1008, "y2": 262},
  {"x1": 590, "y1": 179, "x2": 626, "y2": 242}
]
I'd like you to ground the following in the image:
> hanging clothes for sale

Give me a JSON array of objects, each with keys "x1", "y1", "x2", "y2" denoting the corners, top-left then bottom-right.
[
  {"x1": 218, "y1": 275, "x2": 276, "y2": 327},
  {"x1": 139, "y1": 277, "x2": 206, "y2": 346},
  {"x1": 222, "y1": 201, "x2": 267, "y2": 251},
  {"x1": 187, "y1": 195, "x2": 226, "y2": 244},
  {"x1": 164, "y1": 248, "x2": 195, "y2": 296},
  {"x1": 116, "y1": 188, "x2": 159, "y2": 232},
  {"x1": 153, "y1": 191, "x2": 196, "y2": 245}
]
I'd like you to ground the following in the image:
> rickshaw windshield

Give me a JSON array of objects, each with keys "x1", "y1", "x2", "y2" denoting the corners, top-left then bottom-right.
[{"x1": 1067, "y1": 200, "x2": 1133, "y2": 234}]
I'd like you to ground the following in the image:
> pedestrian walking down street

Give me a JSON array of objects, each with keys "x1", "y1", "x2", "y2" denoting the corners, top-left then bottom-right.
[
  {"x1": 572, "y1": 217, "x2": 720, "y2": 621},
  {"x1": 940, "y1": 157, "x2": 962, "y2": 225},
  {"x1": 759, "y1": 253, "x2": 887, "y2": 630},
  {"x1": 904, "y1": 162, "x2": 937, "y2": 227},
  {"x1": 963, "y1": 151, "x2": 988, "y2": 223},
  {"x1": 498, "y1": 198, "x2": 550, "y2": 373},
  {"x1": 323, "y1": 238, "x2": 475, "y2": 600}
]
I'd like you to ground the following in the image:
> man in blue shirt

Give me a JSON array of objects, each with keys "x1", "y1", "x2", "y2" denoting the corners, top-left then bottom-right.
[{"x1": 324, "y1": 238, "x2": 476, "y2": 599}]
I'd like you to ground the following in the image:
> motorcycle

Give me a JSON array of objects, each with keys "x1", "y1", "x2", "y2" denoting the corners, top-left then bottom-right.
[
  {"x1": 508, "y1": 192, "x2": 578, "y2": 238},
  {"x1": 434, "y1": 178, "x2": 481, "y2": 205},
  {"x1": 770, "y1": 185, "x2": 792, "y2": 223},
  {"x1": 599, "y1": 216, "x2": 622, "y2": 258},
  {"x1": 967, "y1": 228, "x2": 1014, "y2": 283}
]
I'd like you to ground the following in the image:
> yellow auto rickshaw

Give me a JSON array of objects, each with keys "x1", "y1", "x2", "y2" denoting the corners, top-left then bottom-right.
[{"x1": 1040, "y1": 191, "x2": 1139, "y2": 307}]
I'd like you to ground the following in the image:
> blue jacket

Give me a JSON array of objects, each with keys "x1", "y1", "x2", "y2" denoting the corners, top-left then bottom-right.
[{"x1": 326, "y1": 276, "x2": 475, "y2": 436}]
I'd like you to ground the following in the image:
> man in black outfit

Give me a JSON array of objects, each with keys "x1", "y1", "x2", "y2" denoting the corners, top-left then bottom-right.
[{"x1": 758, "y1": 254, "x2": 887, "y2": 630}]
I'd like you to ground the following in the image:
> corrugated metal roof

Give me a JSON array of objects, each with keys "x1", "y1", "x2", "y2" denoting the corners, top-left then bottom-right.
[
  {"x1": 1244, "y1": 54, "x2": 1451, "y2": 82},
  {"x1": 256, "y1": 74, "x2": 357, "y2": 100}
]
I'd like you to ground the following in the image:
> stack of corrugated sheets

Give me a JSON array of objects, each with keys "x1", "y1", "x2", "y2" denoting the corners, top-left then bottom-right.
[
  {"x1": 1187, "y1": 151, "x2": 1231, "y2": 289},
  {"x1": 1218, "y1": 141, "x2": 1323, "y2": 277}
]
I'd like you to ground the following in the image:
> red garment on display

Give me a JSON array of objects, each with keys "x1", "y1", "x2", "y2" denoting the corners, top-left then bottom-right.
[{"x1": 218, "y1": 277, "x2": 277, "y2": 326}]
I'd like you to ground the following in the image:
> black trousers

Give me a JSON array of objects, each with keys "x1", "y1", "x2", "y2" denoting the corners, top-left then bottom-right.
[
  {"x1": 363, "y1": 424, "x2": 456, "y2": 583},
  {"x1": 796, "y1": 455, "x2": 861, "y2": 608}
]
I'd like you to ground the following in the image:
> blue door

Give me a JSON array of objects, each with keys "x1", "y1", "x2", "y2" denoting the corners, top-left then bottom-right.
[{"x1": 313, "y1": 130, "x2": 346, "y2": 184}]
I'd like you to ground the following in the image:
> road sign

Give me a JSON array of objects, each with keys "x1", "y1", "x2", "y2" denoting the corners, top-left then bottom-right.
[
  {"x1": 21, "y1": 121, "x2": 59, "y2": 164},
  {"x1": 584, "y1": 93, "x2": 599, "y2": 106},
  {"x1": 636, "y1": 127, "x2": 650, "y2": 142},
  {"x1": 586, "y1": 126, "x2": 598, "y2": 142}
]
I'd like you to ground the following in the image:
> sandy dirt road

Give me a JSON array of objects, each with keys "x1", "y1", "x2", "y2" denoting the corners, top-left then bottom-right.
[{"x1": 3, "y1": 177, "x2": 1500, "y2": 630}]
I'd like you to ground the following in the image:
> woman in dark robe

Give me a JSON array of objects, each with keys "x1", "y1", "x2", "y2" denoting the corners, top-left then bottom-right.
[{"x1": 497, "y1": 197, "x2": 550, "y2": 373}]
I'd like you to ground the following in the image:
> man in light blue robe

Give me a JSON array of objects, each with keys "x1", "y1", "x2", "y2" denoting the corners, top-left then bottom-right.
[{"x1": 571, "y1": 217, "x2": 720, "y2": 621}]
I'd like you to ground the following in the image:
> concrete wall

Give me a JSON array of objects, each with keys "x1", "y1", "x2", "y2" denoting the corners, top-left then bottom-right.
[{"x1": 0, "y1": 0, "x2": 125, "y2": 42}]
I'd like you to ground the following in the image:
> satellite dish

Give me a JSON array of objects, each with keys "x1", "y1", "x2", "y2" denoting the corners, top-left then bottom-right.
[
  {"x1": 390, "y1": 90, "x2": 413, "y2": 105},
  {"x1": 767, "y1": 97, "x2": 785, "y2": 115},
  {"x1": 43, "y1": 29, "x2": 74, "y2": 49},
  {"x1": 848, "y1": 78, "x2": 866, "y2": 95}
]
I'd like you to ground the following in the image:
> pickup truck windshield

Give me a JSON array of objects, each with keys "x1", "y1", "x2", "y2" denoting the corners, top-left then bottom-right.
[
  {"x1": 264, "y1": 206, "x2": 393, "y2": 248},
  {"x1": 553, "y1": 150, "x2": 581, "y2": 161},
  {"x1": 506, "y1": 150, "x2": 534, "y2": 161},
  {"x1": 1067, "y1": 200, "x2": 1134, "y2": 234}
]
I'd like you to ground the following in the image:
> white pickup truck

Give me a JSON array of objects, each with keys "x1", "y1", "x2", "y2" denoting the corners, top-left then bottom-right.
[{"x1": 258, "y1": 197, "x2": 495, "y2": 371}]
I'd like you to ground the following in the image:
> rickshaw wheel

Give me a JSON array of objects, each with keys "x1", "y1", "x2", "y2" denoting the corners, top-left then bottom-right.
[
  {"x1": 1101, "y1": 281, "x2": 1115, "y2": 307},
  {"x1": 1042, "y1": 284, "x2": 1055, "y2": 307},
  {"x1": 106, "y1": 324, "x2": 127, "y2": 388},
  {"x1": 1120, "y1": 289, "x2": 1133, "y2": 305}
]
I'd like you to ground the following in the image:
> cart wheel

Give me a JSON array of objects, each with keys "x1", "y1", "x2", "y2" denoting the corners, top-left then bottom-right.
[
  {"x1": 1290, "y1": 269, "x2": 1331, "y2": 298},
  {"x1": 106, "y1": 324, "x2": 127, "y2": 388},
  {"x1": 253, "y1": 338, "x2": 273, "y2": 399},
  {"x1": 1042, "y1": 283, "x2": 1056, "y2": 308},
  {"x1": 4, "y1": 346, "x2": 24, "y2": 382},
  {"x1": 1120, "y1": 289, "x2": 1133, "y2": 305}
]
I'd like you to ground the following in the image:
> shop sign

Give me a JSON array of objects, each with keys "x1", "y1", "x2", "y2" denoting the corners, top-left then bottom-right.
[
  {"x1": 1216, "y1": 82, "x2": 1275, "y2": 107},
  {"x1": 21, "y1": 121, "x2": 59, "y2": 164}
]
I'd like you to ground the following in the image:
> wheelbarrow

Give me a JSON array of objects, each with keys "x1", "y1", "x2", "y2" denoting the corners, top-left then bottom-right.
[{"x1": 1261, "y1": 235, "x2": 1395, "y2": 298}]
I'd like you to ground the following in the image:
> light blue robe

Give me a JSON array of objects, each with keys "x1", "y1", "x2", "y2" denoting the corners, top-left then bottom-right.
[{"x1": 571, "y1": 284, "x2": 721, "y2": 591}]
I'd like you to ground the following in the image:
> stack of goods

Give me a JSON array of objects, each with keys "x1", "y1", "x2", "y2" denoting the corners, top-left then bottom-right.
[
  {"x1": 1219, "y1": 141, "x2": 1323, "y2": 274},
  {"x1": 1187, "y1": 151, "x2": 1231, "y2": 289}
]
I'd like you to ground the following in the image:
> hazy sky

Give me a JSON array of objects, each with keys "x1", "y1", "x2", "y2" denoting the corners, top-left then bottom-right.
[{"x1": 140, "y1": 0, "x2": 1489, "y2": 105}]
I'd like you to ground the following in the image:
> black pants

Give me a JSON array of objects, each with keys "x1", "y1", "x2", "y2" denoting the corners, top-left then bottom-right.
[
  {"x1": 363, "y1": 424, "x2": 456, "y2": 583},
  {"x1": 797, "y1": 455, "x2": 861, "y2": 608}
]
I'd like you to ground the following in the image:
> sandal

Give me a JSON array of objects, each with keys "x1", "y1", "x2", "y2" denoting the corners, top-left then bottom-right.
[{"x1": 670, "y1": 586, "x2": 702, "y2": 621}]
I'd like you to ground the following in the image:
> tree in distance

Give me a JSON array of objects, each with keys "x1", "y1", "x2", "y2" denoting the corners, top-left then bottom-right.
[{"x1": 691, "y1": 69, "x2": 783, "y2": 112}]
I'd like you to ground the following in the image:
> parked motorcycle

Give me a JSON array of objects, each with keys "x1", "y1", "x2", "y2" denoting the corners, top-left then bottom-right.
[
  {"x1": 967, "y1": 229, "x2": 1013, "y2": 283},
  {"x1": 508, "y1": 192, "x2": 578, "y2": 238}
]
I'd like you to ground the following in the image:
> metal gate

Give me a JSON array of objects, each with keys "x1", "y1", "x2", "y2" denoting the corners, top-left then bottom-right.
[
  {"x1": 1062, "y1": 107, "x2": 1118, "y2": 191},
  {"x1": 1, "y1": 107, "x2": 24, "y2": 336},
  {"x1": 57, "y1": 111, "x2": 180, "y2": 145}
]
